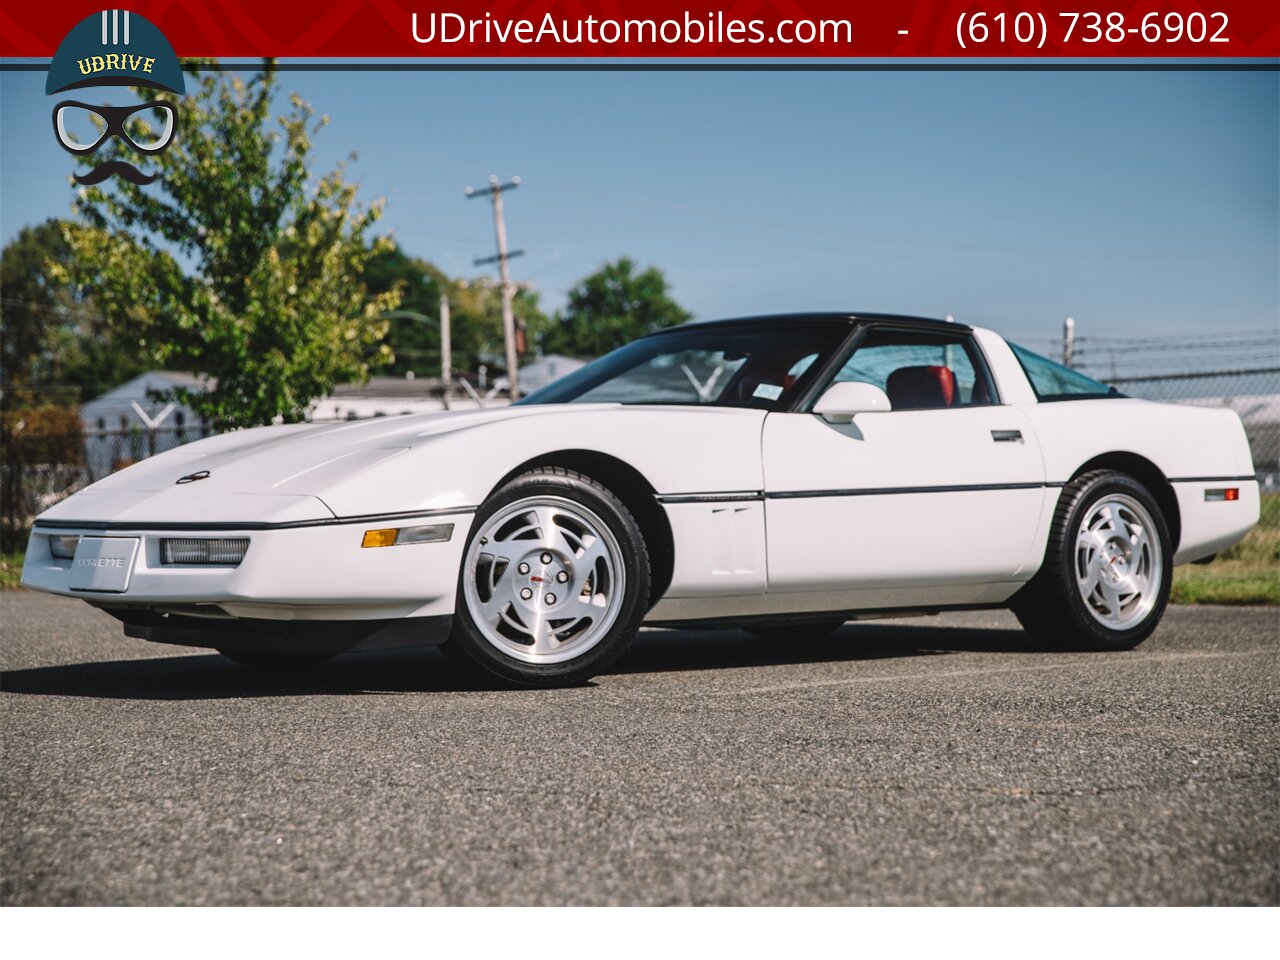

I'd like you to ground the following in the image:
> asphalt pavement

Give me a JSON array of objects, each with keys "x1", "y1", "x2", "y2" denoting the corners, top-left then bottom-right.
[{"x1": 2, "y1": 590, "x2": 1276, "y2": 905}]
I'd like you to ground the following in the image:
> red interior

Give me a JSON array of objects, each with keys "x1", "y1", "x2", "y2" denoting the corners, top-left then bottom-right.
[{"x1": 885, "y1": 365, "x2": 957, "y2": 410}]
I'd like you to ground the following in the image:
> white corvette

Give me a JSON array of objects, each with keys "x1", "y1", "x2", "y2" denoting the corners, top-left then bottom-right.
[{"x1": 24, "y1": 314, "x2": 1259, "y2": 686}]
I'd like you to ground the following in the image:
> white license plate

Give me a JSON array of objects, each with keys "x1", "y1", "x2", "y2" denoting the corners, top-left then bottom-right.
[{"x1": 69, "y1": 537, "x2": 140, "y2": 593}]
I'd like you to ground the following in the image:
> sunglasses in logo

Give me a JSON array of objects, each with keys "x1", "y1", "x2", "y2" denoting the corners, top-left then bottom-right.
[{"x1": 53, "y1": 100, "x2": 176, "y2": 155}]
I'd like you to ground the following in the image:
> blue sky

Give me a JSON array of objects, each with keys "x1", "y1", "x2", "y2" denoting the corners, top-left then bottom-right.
[{"x1": 2, "y1": 67, "x2": 1276, "y2": 344}]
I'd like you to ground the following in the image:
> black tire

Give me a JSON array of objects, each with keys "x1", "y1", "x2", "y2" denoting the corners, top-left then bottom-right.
[
  {"x1": 216, "y1": 649, "x2": 334, "y2": 671},
  {"x1": 745, "y1": 619, "x2": 846, "y2": 642},
  {"x1": 444, "y1": 467, "x2": 651, "y2": 688},
  {"x1": 1011, "y1": 469, "x2": 1172, "y2": 651}
]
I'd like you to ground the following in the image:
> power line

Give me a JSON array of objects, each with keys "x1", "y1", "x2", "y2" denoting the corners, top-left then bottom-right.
[
  {"x1": 1074, "y1": 329, "x2": 1277, "y2": 345},
  {"x1": 1106, "y1": 366, "x2": 1280, "y2": 384},
  {"x1": 1075, "y1": 340, "x2": 1280, "y2": 354},
  {"x1": 1037, "y1": 331, "x2": 1279, "y2": 350},
  {"x1": 0, "y1": 296, "x2": 106, "y2": 322}
]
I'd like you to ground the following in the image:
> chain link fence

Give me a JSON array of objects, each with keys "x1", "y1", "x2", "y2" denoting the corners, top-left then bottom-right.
[
  {"x1": 1109, "y1": 370, "x2": 1280, "y2": 490},
  {"x1": 1, "y1": 426, "x2": 207, "y2": 551},
  {"x1": 1021, "y1": 330, "x2": 1280, "y2": 490}
]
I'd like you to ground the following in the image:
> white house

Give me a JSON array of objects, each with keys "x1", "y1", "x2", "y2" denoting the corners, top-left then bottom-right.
[
  {"x1": 79, "y1": 371, "x2": 208, "y2": 478},
  {"x1": 76, "y1": 357, "x2": 590, "y2": 475},
  {"x1": 306, "y1": 376, "x2": 504, "y2": 421},
  {"x1": 307, "y1": 356, "x2": 585, "y2": 421}
]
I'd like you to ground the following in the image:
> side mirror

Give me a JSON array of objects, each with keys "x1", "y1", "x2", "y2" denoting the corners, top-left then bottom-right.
[{"x1": 812, "y1": 381, "x2": 892, "y2": 423}]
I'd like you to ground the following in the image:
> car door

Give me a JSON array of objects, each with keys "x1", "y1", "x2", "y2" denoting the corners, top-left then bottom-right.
[{"x1": 762, "y1": 323, "x2": 1046, "y2": 594}]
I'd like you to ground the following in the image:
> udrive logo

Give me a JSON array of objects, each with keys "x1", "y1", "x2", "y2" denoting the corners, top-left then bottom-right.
[{"x1": 46, "y1": 10, "x2": 185, "y2": 186}]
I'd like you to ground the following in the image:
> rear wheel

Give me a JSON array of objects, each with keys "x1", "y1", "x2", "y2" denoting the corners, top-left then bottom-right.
[
  {"x1": 445, "y1": 467, "x2": 650, "y2": 687},
  {"x1": 216, "y1": 649, "x2": 333, "y2": 671},
  {"x1": 1012, "y1": 469, "x2": 1171, "y2": 651}
]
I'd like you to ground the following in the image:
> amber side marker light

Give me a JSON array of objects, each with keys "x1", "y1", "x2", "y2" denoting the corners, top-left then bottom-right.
[
  {"x1": 361, "y1": 524, "x2": 454, "y2": 548},
  {"x1": 1205, "y1": 488, "x2": 1240, "y2": 502}
]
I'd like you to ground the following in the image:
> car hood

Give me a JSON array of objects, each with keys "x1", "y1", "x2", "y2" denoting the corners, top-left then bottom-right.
[
  {"x1": 81, "y1": 405, "x2": 619, "y2": 495},
  {"x1": 42, "y1": 402, "x2": 770, "y2": 525}
]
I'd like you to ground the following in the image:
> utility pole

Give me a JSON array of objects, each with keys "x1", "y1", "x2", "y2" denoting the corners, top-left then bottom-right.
[
  {"x1": 1063, "y1": 316, "x2": 1076, "y2": 368},
  {"x1": 439, "y1": 292, "x2": 452, "y2": 388},
  {"x1": 466, "y1": 175, "x2": 524, "y2": 398}
]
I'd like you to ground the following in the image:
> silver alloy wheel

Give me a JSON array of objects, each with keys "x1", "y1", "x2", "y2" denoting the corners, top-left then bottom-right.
[
  {"x1": 462, "y1": 496, "x2": 626, "y2": 664},
  {"x1": 1074, "y1": 493, "x2": 1163, "y2": 629}
]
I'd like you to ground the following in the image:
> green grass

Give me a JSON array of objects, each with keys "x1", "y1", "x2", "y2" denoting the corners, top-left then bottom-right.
[
  {"x1": 1171, "y1": 493, "x2": 1279, "y2": 605},
  {"x1": 0, "y1": 553, "x2": 25, "y2": 591},
  {"x1": 2, "y1": 496, "x2": 1275, "y2": 603}
]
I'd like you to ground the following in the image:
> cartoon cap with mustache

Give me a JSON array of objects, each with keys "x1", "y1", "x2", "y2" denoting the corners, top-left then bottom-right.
[{"x1": 47, "y1": 10, "x2": 184, "y2": 186}]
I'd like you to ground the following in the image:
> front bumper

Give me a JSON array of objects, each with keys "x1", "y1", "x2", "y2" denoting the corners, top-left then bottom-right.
[
  {"x1": 109, "y1": 608, "x2": 453, "y2": 653},
  {"x1": 21, "y1": 511, "x2": 475, "y2": 625}
]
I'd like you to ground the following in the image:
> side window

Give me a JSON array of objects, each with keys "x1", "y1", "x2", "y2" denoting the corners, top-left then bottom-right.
[
  {"x1": 1008, "y1": 342, "x2": 1118, "y2": 400},
  {"x1": 833, "y1": 328, "x2": 996, "y2": 410}
]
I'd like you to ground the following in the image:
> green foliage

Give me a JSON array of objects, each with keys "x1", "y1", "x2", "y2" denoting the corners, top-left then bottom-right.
[
  {"x1": 0, "y1": 219, "x2": 149, "y2": 407},
  {"x1": 0, "y1": 554, "x2": 23, "y2": 590},
  {"x1": 1171, "y1": 493, "x2": 1279, "y2": 605},
  {"x1": 58, "y1": 64, "x2": 400, "y2": 428},
  {"x1": 444, "y1": 277, "x2": 548, "y2": 375},
  {"x1": 1, "y1": 405, "x2": 84, "y2": 463},
  {"x1": 364, "y1": 245, "x2": 444, "y2": 377},
  {"x1": 1, "y1": 405, "x2": 86, "y2": 551},
  {"x1": 365, "y1": 244, "x2": 550, "y2": 378},
  {"x1": 1170, "y1": 574, "x2": 1278, "y2": 605},
  {"x1": 542, "y1": 257, "x2": 690, "y2": 358}
]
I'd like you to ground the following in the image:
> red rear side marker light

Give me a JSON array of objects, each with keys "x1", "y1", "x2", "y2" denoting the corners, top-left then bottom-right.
[{"x1": 1204, "y1": 488, "x2": 1240, "y2": 502}]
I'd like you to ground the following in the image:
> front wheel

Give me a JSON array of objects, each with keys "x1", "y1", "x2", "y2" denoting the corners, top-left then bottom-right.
[
  {"x1": 445, "y1": 467, "x2": 651, "y2": 687},
  {"x1": 1011, "y1": 469, "x2": 1172, "y2": 651}
]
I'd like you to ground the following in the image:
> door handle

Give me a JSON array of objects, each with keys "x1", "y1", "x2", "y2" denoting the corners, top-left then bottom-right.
[{"x1": 991, "y1": 429, "x2": 1023, "y2": 443}]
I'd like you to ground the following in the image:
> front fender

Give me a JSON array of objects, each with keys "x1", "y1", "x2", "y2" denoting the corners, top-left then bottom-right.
[{"x1": 313, "y1": 406, "x2": 768, "y2": 518}]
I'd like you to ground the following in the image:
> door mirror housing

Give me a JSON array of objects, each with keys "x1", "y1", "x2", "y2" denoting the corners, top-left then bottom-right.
[{"x1": 812, "y1": 381, "x2": 892, "y2": 423}]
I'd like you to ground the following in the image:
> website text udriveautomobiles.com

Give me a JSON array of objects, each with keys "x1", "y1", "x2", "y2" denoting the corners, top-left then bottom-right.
[{"x1": 411, "y1": 10, "x2": 855, "y2": 47}]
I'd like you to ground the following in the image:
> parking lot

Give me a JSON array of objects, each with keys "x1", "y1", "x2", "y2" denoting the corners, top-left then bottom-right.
[{"x1": 1, "y1": 590, "x2": 1275, "y2": 906}]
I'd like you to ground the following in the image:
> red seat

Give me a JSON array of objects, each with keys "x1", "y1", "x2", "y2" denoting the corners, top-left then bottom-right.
[{"x1": 885, "y1": 365, "x2": 956, "y2": 410}]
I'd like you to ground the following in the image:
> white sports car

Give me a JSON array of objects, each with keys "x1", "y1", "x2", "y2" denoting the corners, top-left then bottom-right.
[{"x1": 24, "y1": 314, "x2": 1260, "y2": 686}]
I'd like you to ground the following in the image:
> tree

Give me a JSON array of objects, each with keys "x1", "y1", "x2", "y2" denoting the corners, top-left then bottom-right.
[
  {"x1": 364, "y1": 245, "x2": 444, "y2": 378},
  {"x1": 542, "y1": 257, "x2": 691, "y2": 358},
  {"x1": 59, "y1": 63, "x2": 400, "y2": 428},
  {"x1": 365, "y1": 243, "x2": 550, "y2": 380},
  {"x1": 443, "y1": 276, "x2": 549, "y2": 377},
  {"x1": 0, "y1": 219, "x2": 149, "y2": 408}
]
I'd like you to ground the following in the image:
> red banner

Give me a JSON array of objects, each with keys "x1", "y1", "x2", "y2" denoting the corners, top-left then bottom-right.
[{"x1": 2, "y1": 0, "x2": 1278, "y2": 58}]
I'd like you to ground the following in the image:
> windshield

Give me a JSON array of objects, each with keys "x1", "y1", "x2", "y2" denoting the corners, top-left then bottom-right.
[
  {"x1": 518, "y1": 320, "x2": 852, "y2": 410},
  {"x1": 1008, "y1": 342, "x2": 1121, "y2": 401}
]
